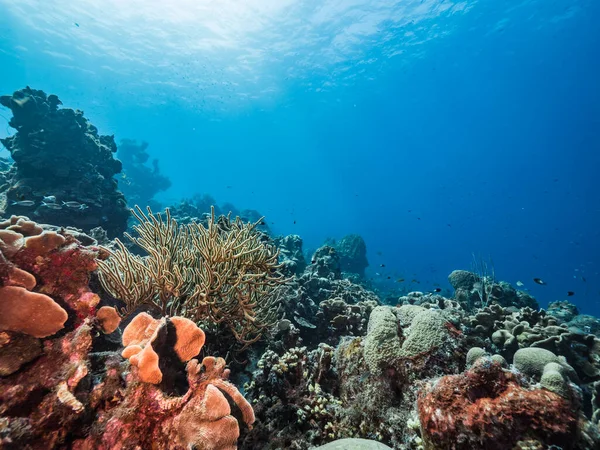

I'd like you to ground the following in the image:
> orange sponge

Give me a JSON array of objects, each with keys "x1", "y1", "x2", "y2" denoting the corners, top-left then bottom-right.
[
  {"x1": 96, "y1": 306, "x2": 122, "y2": 334},
  {"x1": 121, "y1": 313, "x2": 207, "y2": 385},
  {"x1": 0, "y1": 286, "x2": 68, "y2": 337}
]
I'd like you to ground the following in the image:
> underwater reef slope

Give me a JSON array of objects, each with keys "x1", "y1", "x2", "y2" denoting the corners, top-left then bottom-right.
[
  {"x1": 1, "y1": 214, "x2": 600, "y2": 448},
  {"x1": 0, "y1": 215, "x2": 255, "y2": 449},
  {"x1": 0, "y1": 87, "x2": 129, "y2": 237}
]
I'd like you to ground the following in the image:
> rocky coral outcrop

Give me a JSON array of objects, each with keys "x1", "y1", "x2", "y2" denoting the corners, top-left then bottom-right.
[
  {"x1": 275, "y1": 234, "x2": 306, "y2": 276},
  {"x1": 0, "y1": 87, "x2": 128, "y2": 236},
  {"x1": 272, "y1": 244, "x2": 380, "y2": 347},
  {"x1": 330, "y1": 234, "x2": 369, "y2": 278},
  {"x1": 417, "y1": 357, "x2": 587, "y2": 450},
  {"x1": 449, "y1": 269, "x2": 538, "y2": 311}
]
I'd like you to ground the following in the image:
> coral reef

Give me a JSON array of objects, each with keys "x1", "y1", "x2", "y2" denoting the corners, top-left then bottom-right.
[
  {"x1": 0, "y1": 216, "x2": 254, "y2": 450},
  {"x1": 448, "y1": 269, "x2": 538, "y2": 310},
  {"x1": 327, "y1": 234, "x2": 369, "y2": 278},
  {"x1": 97, "y1": 206, "x2": 287, "y2": 347},
  {"x1": 77, "y1": 315, "x2": 254, "y2": 450},
  {"x1": 271, "y1": 244, "x2": 380, "y2": 348},
  {"x1": 274, "y1": 234, "x2": 306, "y2": 276},
  {"x1": 417, "y1": 357, "x2": 584, "y2": 449},
  {"x1": 168, "y1": 195, "x2": 271, "y2": 234},
  {"x1": 0, "y1": 87, "x2": 129, "y2": 237},
  {"x1": 117, "y1": 138, "x2": 171, "y2": 210},
  {"x1": 1, "y1": 207, "x2": 600, "y2": 450},
  {"x1": 0, "y1": 215, "x2": 101, "y2": 378}
]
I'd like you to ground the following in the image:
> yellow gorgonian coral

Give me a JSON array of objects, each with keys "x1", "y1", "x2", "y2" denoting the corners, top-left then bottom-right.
[{"x1": 97, "y1": 206, "x2": 288, "y2": 347}]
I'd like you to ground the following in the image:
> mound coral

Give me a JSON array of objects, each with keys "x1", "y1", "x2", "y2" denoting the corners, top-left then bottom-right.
[{"x1": 97, "y1": 206, "x2": 288, "y2": 347}]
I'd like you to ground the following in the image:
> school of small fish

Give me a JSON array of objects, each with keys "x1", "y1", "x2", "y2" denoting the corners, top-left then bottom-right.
[{"x1": 11, "y1": 197, "x2": 88, "y2": 211}]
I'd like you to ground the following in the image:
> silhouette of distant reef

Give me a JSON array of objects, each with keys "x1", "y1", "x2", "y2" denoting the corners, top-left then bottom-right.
[
  {"x1": 117, "y1": 138, "x2": 171, "y2": 210},
  {"x1": 0, "y1": 87, "x2": 128, "y2": 237}
]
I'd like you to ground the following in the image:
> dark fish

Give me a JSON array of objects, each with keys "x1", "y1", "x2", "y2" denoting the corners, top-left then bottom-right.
[
  {"x1": 293, "y1": 220, "x2": 296, "y2": 224},
  {"x1": 74, "y1": 22, "x2": 79, "y2": 27},
  {"x1": 411, "y1": 279, "x2": 420, "y2": 284},
  {"x1": 582, "y1": 277, "x2": 587, "y2": 282},
  {"x1": 387, "y1": 276, "x2": 391, "y2": 280},
  {"x1": 533, "y1": 278, "x2": 547, "y2": 285},
  {"x1": 380, "y1": 264, "x2": 385, "y2": 268},
  {"x1": 434, "y1": 288, "x2": 442, "y2": 292},
  {"x1": 567, "y1": 291, "x2": 575, "y2": 296},
  {"x1": 396, "y1": 278, "x2": 405, "y2": 283}
]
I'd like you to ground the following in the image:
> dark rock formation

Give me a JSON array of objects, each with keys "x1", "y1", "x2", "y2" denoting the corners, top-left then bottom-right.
[
  {"x1": 0, "y1": 87, "x2": 128, "y2": 237},
  {"x1": 328, "y1": 234, "x2": 368, "y2": 277}
]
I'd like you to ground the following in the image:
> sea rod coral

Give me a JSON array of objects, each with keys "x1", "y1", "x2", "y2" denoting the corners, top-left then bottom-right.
[{"x1": 97, "y1": 205, "x2": 288, "y2": 347}]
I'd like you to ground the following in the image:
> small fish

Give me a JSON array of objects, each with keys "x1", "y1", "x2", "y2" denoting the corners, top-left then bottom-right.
[
  {"x1": 74, "y1": 22, "x2": 79, "y2": 27},
  {"x1": 582, "y1": 276, "x2": 587, "y2": 282},
  {"x1": 380, "y1": 264, "x2": 385, "y2": 268},
  {"x1": 43, "y1": 195, "x2": 57, "y2": 203},
  {"x1": 11, "y1": 200, "x2": 35, "y2": 207},
  {"x1": 387, "y1": 276, "x2": 391, "y2": 280},
  {"x1": 78, "y1": 204, "x2": 89, "y2": 210},
  {"x1": 375, "y1": 272, "x2": 381, "y2": 276},
  {"x1": 567, "y1": 291, "x2": 575, "y2": 296},
  {"x1": 62, "y1": 201, "x2": 85, "y2": 209},
  {"x1": 41, "y1": 202, "x2": 62, "y2": 210},
  {"x1": 516, "y1": 281, "x2": 524, "y2": 287},
  {"x1": 293, "y1": 220, "x2": 296, "y2": 224},
  {"x1": 434, "y1": 288, "x2": 442, "y2": 292},
  {"x1": 411, "y1": 279, "x2": 420, "y2": 284},
  {"x1": 396, "y1": 278, "x2": 405, "y2": 283},
  {"x1": 533, "y1": 278, "x2": 547, "y2": 285}
]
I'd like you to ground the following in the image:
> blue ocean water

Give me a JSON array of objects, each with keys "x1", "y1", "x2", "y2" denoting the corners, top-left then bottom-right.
[{"x1": 0, "y1": 0, "x2": 599, "y2": 313}]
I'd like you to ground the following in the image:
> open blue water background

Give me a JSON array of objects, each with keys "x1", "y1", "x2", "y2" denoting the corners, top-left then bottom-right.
[{"x1": 1, "y1": 0, "x2": 599, "y2": 313}]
